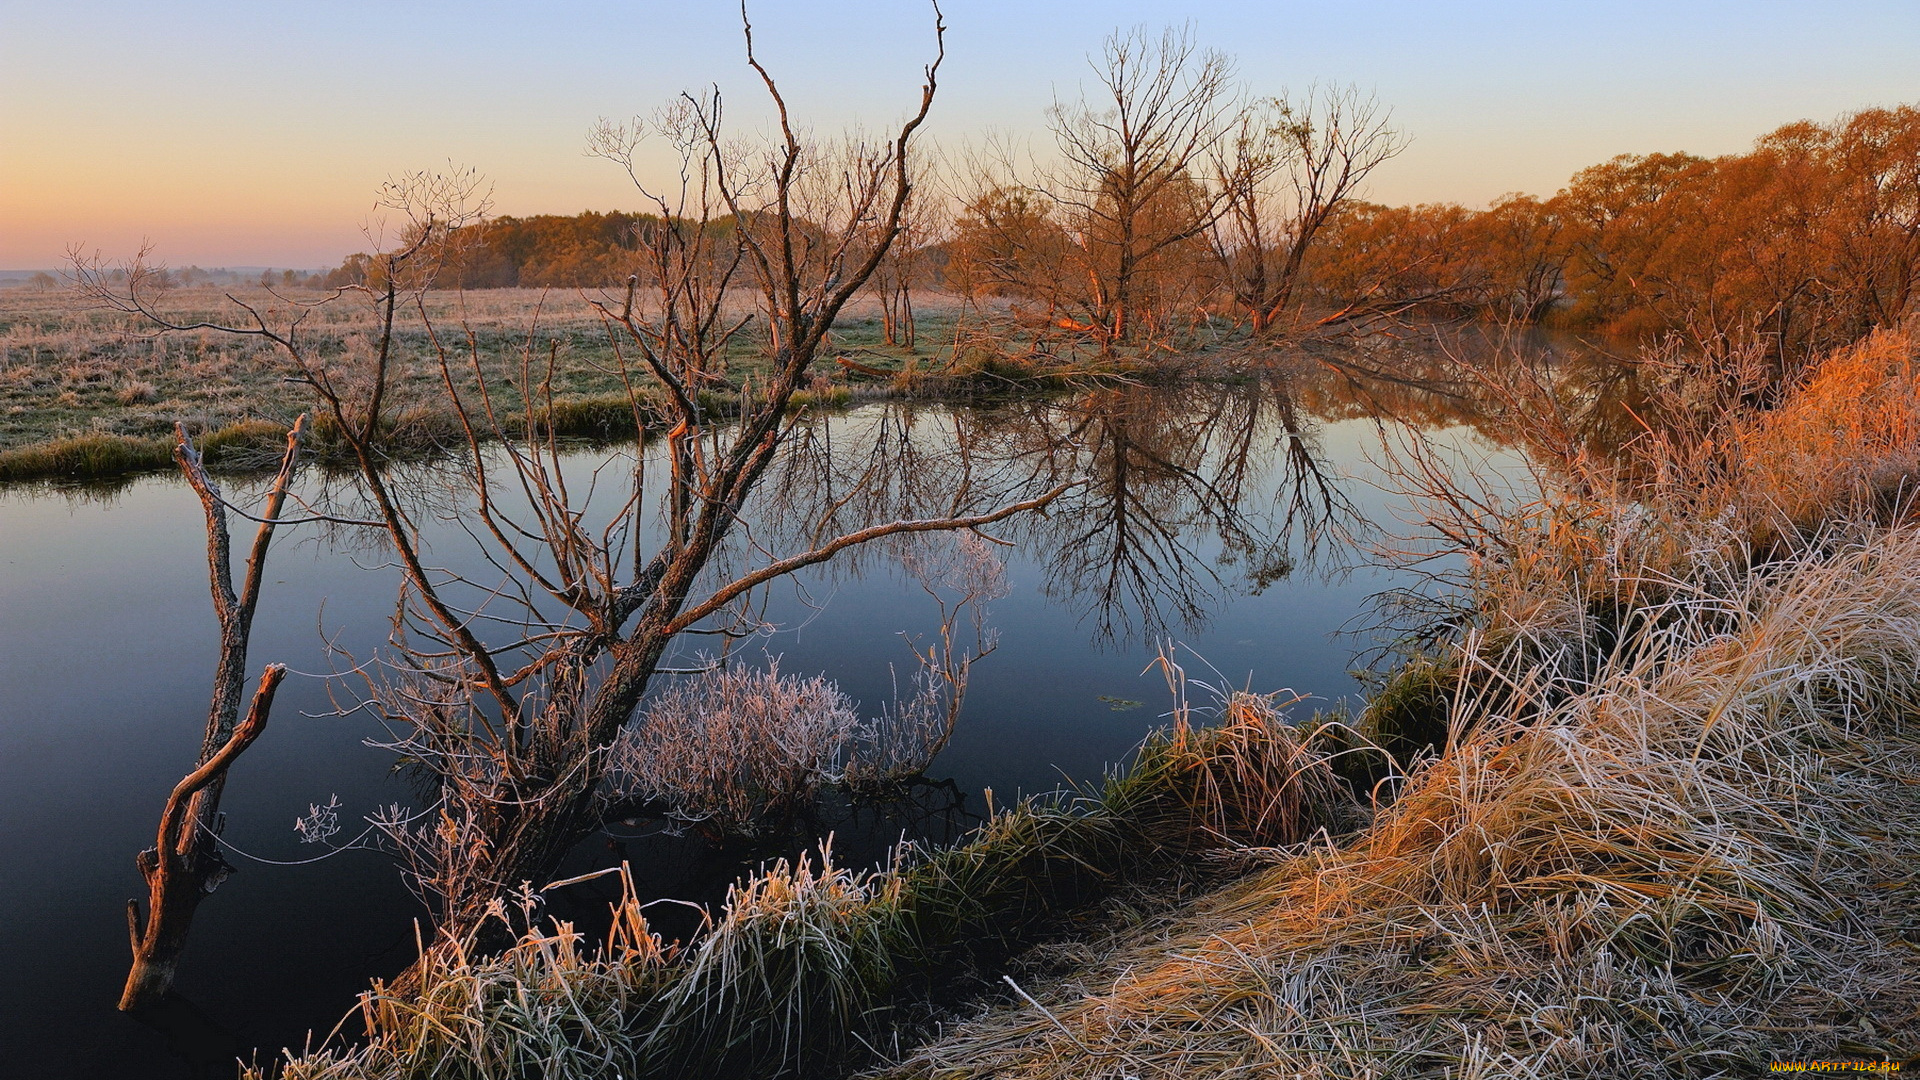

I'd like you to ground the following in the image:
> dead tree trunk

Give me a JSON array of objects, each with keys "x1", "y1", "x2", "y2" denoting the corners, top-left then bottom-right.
[
  {"x1": 122, "y1": 667, "x2": 284, "y2": 1010},
  {"x1": 121, "y1": 416, "x2": 307, "y2": 1012}
]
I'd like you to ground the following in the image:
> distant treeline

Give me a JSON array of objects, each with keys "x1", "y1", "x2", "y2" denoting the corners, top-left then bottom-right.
[
  {"x1": 1297, "y1": 105, "x2": 1920, "y2": 357},
  {"x1": 7, "y1": 267, "x2": 317, "y2": 290},
  {"x1": 318, "y1": 106, "x2": 1920, "y2": 364},
  {"x1": 323, "y1": 212, "x2": 731, "y2": 290}
]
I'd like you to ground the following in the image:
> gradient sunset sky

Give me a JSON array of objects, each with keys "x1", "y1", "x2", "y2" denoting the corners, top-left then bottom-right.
[{"x1": 3, "y1": 0, "x2": 1917, "y2": 269}]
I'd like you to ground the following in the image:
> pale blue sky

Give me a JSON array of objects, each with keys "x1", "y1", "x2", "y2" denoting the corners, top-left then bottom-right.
[{"x1": 3, "y1": 0, "x2": 1916, "y2": 267}]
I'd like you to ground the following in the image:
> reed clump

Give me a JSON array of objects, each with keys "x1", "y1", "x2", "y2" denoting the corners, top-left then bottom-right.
[
  {"x1": 291, "y1": 873, "x2": 676, "y2": 1080},
  {"x1": 602, "y1": 661, "x2": 864, "y2": 838},
  {"x1": 255, "y1": 696, "x2": 1353, "y2": 1080}
]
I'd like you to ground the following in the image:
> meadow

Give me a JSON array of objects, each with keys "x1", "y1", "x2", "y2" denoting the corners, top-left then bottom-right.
[{"x1": 0, "y1": 285, "x2": 1145, "y2": 484}]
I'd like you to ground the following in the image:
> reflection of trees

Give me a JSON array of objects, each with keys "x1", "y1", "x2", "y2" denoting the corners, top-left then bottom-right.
[
  {"x1": 1045, "y1": 388, "x2": 1229, "y2": 639},
  {"x1": 1029, "y1": 380, "x2": 1359, "y2": 643},
  {"x1": 746, "y1": 404, "x2": 1057, "y2": 591},
  {"x1": 252, "y1": 333, "x2": 1708, "y2": 652},
  {"x1": 739, "y1": 378, "x2": 1362, "y2": 646},
  {"x1": 270, "y1": 332, "x2": 1716, "y2": 655},
  {"x1": 1302, "y1": 327, "x2": 1673, "y2": 484},
  {"x1": 271, "y1": 380, "x2": 1361, "y2": 652},
  {"x1": 1271, "y1": 382, "x2": 1359, "y2": 571}
]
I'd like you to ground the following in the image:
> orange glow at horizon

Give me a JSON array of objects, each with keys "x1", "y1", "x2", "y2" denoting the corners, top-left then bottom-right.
[{"x1": 4, "y1": 0, "x2": 1916, "y2": 270}]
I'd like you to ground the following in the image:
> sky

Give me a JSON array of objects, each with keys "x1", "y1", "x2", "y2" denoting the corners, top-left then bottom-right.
[{"x1": 3, "y1": 0, "x2": 1917, "y2": 270}]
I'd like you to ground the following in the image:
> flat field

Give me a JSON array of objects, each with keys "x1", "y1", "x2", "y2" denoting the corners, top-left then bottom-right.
[{"x1": 0, "y1": 285, "x2": 976, "y2": 455}]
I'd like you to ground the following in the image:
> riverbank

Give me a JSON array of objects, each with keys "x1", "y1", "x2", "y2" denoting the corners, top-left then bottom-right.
[
  {"x1": 0, "y1": 286, "x2": 1184, "y2": 484},
  {"x1": 880, "y1": 539, "x2": 1920, "y2": 1075},
  {"x1": 252, "y1": 696, "x2": 1363, "y2": 1080},
  {"x1": 867, "y1": 326, "x2": 1920, "y2": 1076}
]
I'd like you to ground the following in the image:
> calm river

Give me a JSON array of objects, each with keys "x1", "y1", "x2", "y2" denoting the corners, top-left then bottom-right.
[{"x1": 0, "y1": 353, "x2": 1562, "y2": 1077}]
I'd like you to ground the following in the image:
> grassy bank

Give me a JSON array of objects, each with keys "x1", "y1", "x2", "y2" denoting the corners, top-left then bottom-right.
[
  {"x1": 253, "y1": 698, "x2": 1357, "y2": 1079},
  {"x1": 861, "y1": 327, "x2": 1920, "y2": 1077},
  {"x1": 882, "y1": 537, "x2": 1920, "y2": 1076}
]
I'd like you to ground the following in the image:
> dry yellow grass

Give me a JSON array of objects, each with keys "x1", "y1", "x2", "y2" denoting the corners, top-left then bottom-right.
[
  {"x1": 1733, "y1": 325, "x2": 1920, "y2": 531},
  {"x1": 867, "y1": 331, "x2": 1920, "y2": 1079},
  {"x1": 873, "y1": 536, "x2": 1920, "y2": 1076}
]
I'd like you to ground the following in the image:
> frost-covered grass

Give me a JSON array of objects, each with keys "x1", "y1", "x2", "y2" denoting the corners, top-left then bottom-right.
[
  {"x1": 0, "y1": 287, "x2": 999, "y2": 480},
  {"x1": 864, "y1": 327, "x2": 1920, "y2": 1079},
  {"x1": 253, "y1": 692, "x2": 1351, "y2": 1080}
]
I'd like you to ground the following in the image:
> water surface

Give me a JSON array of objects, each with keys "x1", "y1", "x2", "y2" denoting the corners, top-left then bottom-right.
[{"x1": 1, "y1": 357, "x2": 1564, "y2": 1077}]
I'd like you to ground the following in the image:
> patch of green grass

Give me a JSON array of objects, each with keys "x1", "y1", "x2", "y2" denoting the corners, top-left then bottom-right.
[
  {"x1": 0, "y1": 433, "x2": 174, "y2": 482},
  {"x1": 531, "y1": 395, "x2": 665, "y2": 440},
  {"x1": 198, "y1": 418, "x2": 296, "y2": 464},
  {"x1": 1358, "y1": 656, "x2": 1458, "y2": 766}
]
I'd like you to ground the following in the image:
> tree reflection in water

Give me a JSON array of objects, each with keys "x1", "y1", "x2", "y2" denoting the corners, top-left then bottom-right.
[
  {"x1": 1307, "y1": 324, "x2": 1680, "y2": 483},
  {"x1": 1019, "y1": 379, "x2": 1358, "y2": 644},
  {"x1": 752, "y1": 371, "x2": 1365, "y2": 647}
]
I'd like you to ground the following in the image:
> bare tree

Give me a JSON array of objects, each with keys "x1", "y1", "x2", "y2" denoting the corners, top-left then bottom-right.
[
  {"x1": 120, "y1": 417, "x2": 306, "y2": 1011},
  {"x1": 1033, "y1": 25, "x2": 1239, "y2": 347},
  {"x1": 1210, "y1": 84, "x2": 1405, "y2": 333},
  {"x1": 85, "y1": 3, "x2": 1076, "y2": 956},
  {"x1": 865, "y1": 150, "x2": 948, "y2": 350}
]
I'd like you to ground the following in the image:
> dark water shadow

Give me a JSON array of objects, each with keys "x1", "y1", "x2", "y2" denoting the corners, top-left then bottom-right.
[{"x1": 124, "y1": 994, "x2": 243, "y2": 1080}]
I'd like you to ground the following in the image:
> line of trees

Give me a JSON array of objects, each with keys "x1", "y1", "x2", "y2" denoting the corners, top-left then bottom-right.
[
  {"x1": 320, "y1": 211, "x2": 701, "y2": 290},
  {"x1": 1304, "y1": 105, "x2": 1920, "y2": 365},
  {"x1": 946, "y1": 58, "x2": 1920, "y2": 363},
  {"x1": 312, "y1": 29, "x2": 1920, "y2": 371}
]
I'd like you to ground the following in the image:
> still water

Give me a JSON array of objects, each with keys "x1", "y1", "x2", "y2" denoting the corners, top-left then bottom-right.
[{"x1": 0, "y1": 367, "x2": 1532, "y2": 1077}]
